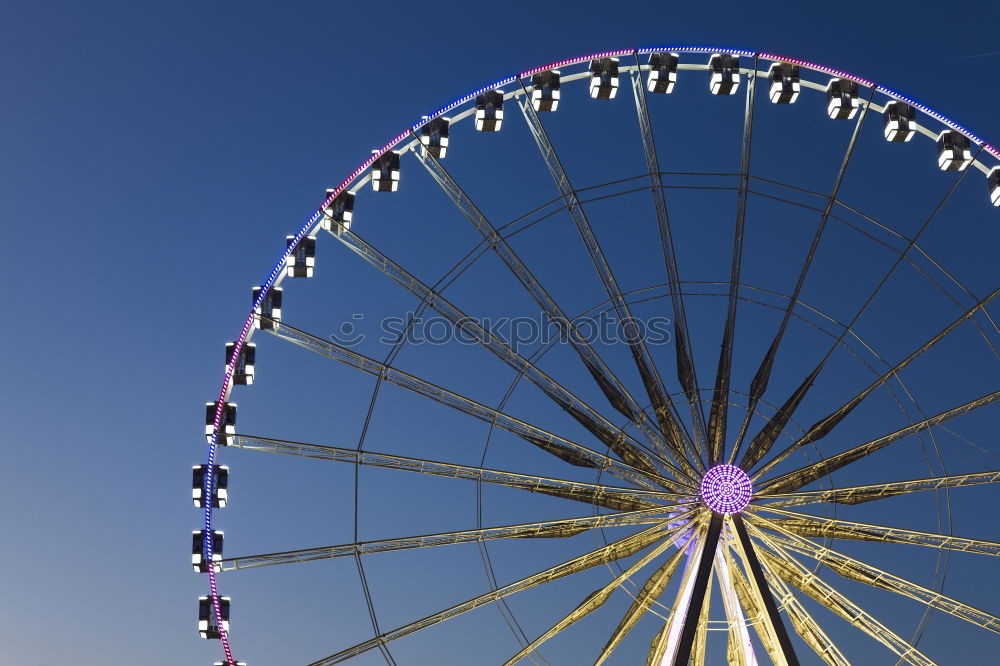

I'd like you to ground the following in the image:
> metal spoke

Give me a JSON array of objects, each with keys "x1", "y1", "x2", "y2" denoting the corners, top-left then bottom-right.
[
  {"x1": 737, "y1": 144, "x2": 985, "y2": 474},
  {"x1": 762, "y1": 469, "x2": 1000, "y2": 508},
  {"x1": 222, "y1": 511, "x2": 678, "y2": 572},
  {"x1": 307, "y1": 520, "x2": 688, "y2": 665},
  {"x1": 504, "y1": 514, "x2": 703, "y2": 665},
  {"x1": 410, "y1": 143, "x2": 679, "y2": 461},
  {"x1": 753, "y1": 285, "x2": 1000, "y2": 476},
  {"x1": 229, "y1": 433, "x2": 690, "y2": 509},
  {"x1": 758, "y1": 390, "x2": 1000, "y2": 495},
  {"x1": 320, "y1": 225, "x2": 674, "y2": 481},
  {"x1": 747, "y1": 523, "x2": 936, "y2": 666},
  {"x1": 707, "y1": 56, "x2": 757, "y2": 466},
  {"x1": 628, "y1": 52, "x2": 710, "y2": 454},
  {"x1": 715, "y1": 545, "x2": 758, "y2": 666},
  {"x1": 729, "y1": 514, "x2": 799, "y2": 666},
  {"x1": 725, "y1": 544, "x2": 786, "y2": 665},
  {"x1": 407, "y1": 151, "x2": 683, "y2": 473},
  {"x1": 752, "y1": 505, "x2": 1000, "y2": 556},
  {"x1": 746, "y1": 175, "x2": 1000, "y2": 357},
  {"x1": 753, "y1": 514, "x2": 1000, "y2": 635},
  {"x1": 264, "y1": 320, "x2": 684, "y2": 490},
  {"x1": 516, "y1": 77, "x2": 698, "y2": 472},
  {"x1": 766, "y1": 569, "x2": 850, "y2": 666},
  {"x1": 645, "y1": 527, "x2": 707, "y2": 665},
  {"x1": 750, "y1": 544, "x2": 863, "y2": 666},
  {"x1": 594, "y1": 543, "x2": 689, "y2": 665},
  {"x1": 733, "y1": 86, "x2": 874, "y2": 467}
]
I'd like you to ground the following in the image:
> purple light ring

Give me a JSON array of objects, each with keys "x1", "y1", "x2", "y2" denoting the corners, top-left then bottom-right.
[
  {"x1": 204, "y1": 45, "x2": 999, "y2": 666},
  {"x1": 700, "y1": 465, "x2": 753, "y2": 514}
]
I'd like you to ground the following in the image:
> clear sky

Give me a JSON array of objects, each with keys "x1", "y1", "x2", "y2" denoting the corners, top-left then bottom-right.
[{"x1": 1, "y1": 1, "x2": 999, "y2": 665}]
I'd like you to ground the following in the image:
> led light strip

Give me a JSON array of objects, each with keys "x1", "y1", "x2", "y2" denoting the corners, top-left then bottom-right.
[
  {"x1": 202, "y1": 46, "x2": 998, "y2": 666},
  {"x1": 759, "y1": 51, "x2": 999, "y2": 160}
]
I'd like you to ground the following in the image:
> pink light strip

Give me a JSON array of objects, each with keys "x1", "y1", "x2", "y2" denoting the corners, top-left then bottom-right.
[
  {"x1": 757, "y1": 52, "x2": 875, "y2": 88},
  {"x1": 517, "y1": 49, "x2": 634, "y2": 78},
  {"x1": 202, "y1": 45, "x2": 1000, "y2": 666}
]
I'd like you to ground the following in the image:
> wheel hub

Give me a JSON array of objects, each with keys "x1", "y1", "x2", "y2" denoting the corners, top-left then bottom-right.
[{"x1": 700, "y1": 464, "x2": 753, "y2": 514}]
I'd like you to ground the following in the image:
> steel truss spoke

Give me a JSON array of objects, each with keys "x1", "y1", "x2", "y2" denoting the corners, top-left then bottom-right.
[
  {"x1": 263, "y1": 321, "x2": 679, "y2": 490},
  {"x1": 746, "y1": 523, "x2": 937, "y2": 666},
  {"x1": 762, "y1": 469, "x2": 1000, "y2": 508},
  {"x1": 321, "y1": 225, "x2": 675, "y2": 481},
  {"x1": 410, "y1": 144, "x2": 683, "y2": 475},
  {"x1": 594, "y1": 540, "x2": 689, "y2": 665},
  {"x1": 516, "y1": 78, "x2": 699, "y2": 472},
  {"x1": 714, "y1": 545, "x2": 758, "y2": 666},
  {"x1": 758, "y1": 390, "x2": 1000, "y2": 495},
  {"x1": 729, "y1": 514, "x2": 800, "y2": 666},
  {"x1": 307, "y1": 516, "x2": 694, "y2": 666},
  {"x1": 734, "y1": 86, "x2": 874, "y2": 468},
  {"x1": 754, "y1": 548, "x2": 851, "y2": 666},
  {"x1": 725, "y1": 544, "x2": 786, "y2": 665},
  {"x1": 754, "y1": 285, "x2": 1000, "y2": 477},
  {"x1": 752, "y1": 505, "x2": 1000, "y2": 557},
  {"x1": 229, "y1": 433, "x2": 690, "y2": 509},
  {"x1": 222, "y1": 510, "x2": 679, "y2": 572},
  {"x1": 707, "y1": 57, "x2": 757, "y2": 466},
  {"x1": 628, "y1": 53, "x2": 710, "y2": 455},
  {"x1": 752, "y1": 514, "x2": 1000, "y2": 635},
  {"x1": 504, "y1": 513, "x2": 705, "y2": 665},
  {"x1": 647, "y1": 526, "x2": 707, "y2": 665},
  {"x1": 739, "y1": 144, "x2": 985, "y2": 476}
]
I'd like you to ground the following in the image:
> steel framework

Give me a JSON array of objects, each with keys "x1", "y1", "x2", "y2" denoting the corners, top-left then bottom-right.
[{"x1": 197, "y1": 47, "x2": 1000, "y2": 666}]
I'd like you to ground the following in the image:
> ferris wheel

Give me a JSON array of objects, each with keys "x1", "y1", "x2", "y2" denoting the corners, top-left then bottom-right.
[{"x1": 194, "y1": 46, "x2": 1000, "y2": 665}]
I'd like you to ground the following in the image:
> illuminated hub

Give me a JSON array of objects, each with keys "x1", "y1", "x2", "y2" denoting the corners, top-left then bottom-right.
[{"x1": 700, "y1": 464, "x2": 753, "y2": 514}]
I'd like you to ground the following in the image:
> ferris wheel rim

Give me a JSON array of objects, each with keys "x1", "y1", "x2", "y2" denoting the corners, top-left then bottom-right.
[{"x1": 200, "y1": 46, "x2": 1000, "y2": 666}]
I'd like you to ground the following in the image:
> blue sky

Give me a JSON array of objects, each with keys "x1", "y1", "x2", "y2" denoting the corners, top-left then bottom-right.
[{"x1": 1, "y1": 1, "x2": 999, "y2": 664}]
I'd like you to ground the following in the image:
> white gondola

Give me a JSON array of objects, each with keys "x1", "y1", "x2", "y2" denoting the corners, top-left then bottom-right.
[
  {"x1": 708, "y1": 54, "x2": 740, "y2": 95},
  {"x1": 646, "y1": 52, "x2": 678, "y2": 94},
  {"x1": 588, "y1": 57, "x2": 619, "y2": 99},
  {"x1": 883, "y1": 101, "x2": 916, "y2": 142},
  {"x1": 826, "y1": 78, "x2": 859, "y2": 120},
  {"x1": 531, "y1": 70, "x2": 561, "y2": 112},
  {"x1": 767, "y1": 63, "x2": 799, "y2": 104},
  {"x1": 252, "y1": 286, "x2": 282, "y2": 330},
  {"x1": 285, "y1": 235, "x2": 316, "y2": 278},
  {"x1": 226, "y1": 342, "x2": 255, "y2": 385},
  {"x1": 989, "y1": 167, "x2": 1000, "y2": 207},
  {"x1": 193, "y1": 464, "x2": 229, "y2": 508},
  {"x1": 198, "y1": 596, "x2": 230, "y2": 639},
  {"x1": 321, "y1": 190, "x2": 354, "y2": 232},
  {"x1": 371, "y1": 150, "x2": 400, "y2": 192},
  {"x1": 192, "y1": 529, "x2": 224, "y2": 573},
  {"x1": 420, "y1": 116, "x2": 451, "y2": 158},
  {"x1": 205, "y1": 401, "x2": 236, "y2": 445},
  {"x1": 474, "y1": 89, "x2": 504, "y2": 132},
  {"x1": 214, "y1": 662, "x2": 247, "y2": 665},
  {"x1": 937, "y1": 130, "x2": 972, "y2": 171}
]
